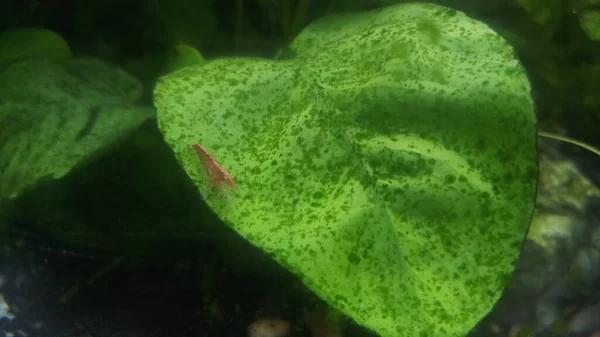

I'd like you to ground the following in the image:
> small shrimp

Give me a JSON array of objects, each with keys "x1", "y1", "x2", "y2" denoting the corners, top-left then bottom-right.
[{"x1": 191, "y1": 142, "x2": 237, "y2": 189}]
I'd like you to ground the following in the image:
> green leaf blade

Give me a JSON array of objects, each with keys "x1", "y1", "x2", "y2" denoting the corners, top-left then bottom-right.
[
  {"x1": 154, "y1": 3, "x2": 538, "y2": 337},
  {"x1": 0, "y1": 59, "x2": 154, "y2": 200}
]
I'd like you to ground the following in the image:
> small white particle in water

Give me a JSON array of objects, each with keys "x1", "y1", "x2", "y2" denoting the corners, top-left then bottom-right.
[
  {"x1": 0, "y1": 294, "x2": 15, "y2": 320},
  {"x1": 248, "y1": 318, "x2": 290, "y2": 337}
]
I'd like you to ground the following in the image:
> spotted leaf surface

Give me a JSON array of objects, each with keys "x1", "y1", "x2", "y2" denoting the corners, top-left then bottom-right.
[
  {"x1": 154, "y1": 3, "x2": 537, "y2": 337},
  {"x1": 0, "y1": 58, "x2": 154, "y2": 200}
]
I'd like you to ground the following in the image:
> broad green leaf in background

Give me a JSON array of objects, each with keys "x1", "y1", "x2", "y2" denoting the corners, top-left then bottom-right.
[
  {"x1": 0, "y1": 28, "x2": 72, "y2": 67},
  {"x1": 577, "y1": 9, "x2": 600, "y2": 40},
  {"x1": 0, "y1": 58, "x2": 154, "y2": 200},
  {"x1": 573, "y1": 0, "x2": 600, "y2": 40},
  {"x1": 164, "y1": 44, "x2": 205, "y2": 73},
  {"x1": 154, "y1": 3, "x2": 538, "y2": 337},
  {"x1": 515, "y1": 0, "x2": 563, "y2": 35}
]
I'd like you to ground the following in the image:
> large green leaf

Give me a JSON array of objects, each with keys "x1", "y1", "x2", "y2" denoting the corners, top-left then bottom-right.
[
  {"x1": 154, "y1": 3, "x2": 537, "y2": 337},
  {"x1": 0, "y1": 58, "x2": 154, "y2": 200}
]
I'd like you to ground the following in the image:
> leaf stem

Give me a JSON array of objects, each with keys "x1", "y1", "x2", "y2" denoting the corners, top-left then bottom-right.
[{"x1": 538, "y1": 130, "x2": 600, "y2": 157}]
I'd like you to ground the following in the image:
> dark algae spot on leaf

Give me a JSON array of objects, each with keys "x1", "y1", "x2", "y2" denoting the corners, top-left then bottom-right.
[
  {"x1": 444, "y1": 174, "x2": 457, "y2": 184},
  {"x1": 75, "y1": 106, "x2": 101, "y2": 140}
]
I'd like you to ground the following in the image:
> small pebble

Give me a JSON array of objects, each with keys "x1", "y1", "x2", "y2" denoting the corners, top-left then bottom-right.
[{"x1": 248, "y1": 318, "x2": 290, "y2": 337}]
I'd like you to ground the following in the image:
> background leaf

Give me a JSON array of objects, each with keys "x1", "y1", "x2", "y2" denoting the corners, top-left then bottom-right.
[
  {"x1": 0, "y1": 58, "x2": 154, "y2": 200},
  {"x1": 578, "y1": 9, "x2": 600, "y2": 40},
  {"x1": 0, "y1": 28, "x2": 71, "y2": 67}
]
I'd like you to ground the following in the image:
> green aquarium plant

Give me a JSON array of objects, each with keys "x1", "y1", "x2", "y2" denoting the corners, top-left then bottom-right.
[
  {"x1": 0, "y1": 27, "x2": 72, "y2": 67},
  {"x1": 155, "y1": 3, "x2": 537, "y2": 337},
  {"x1": 570, "y1": 0, "x2": 600, "y2": 41},
  {"x1": 0, "y1": 28, "x2": 155, "y2": 200},
  {"x1": 164, "y1": 43, "x2": 205, "y2": 73},
  {"x1": 577, "y1": 7, "x2": 600, "y2": 40}
]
